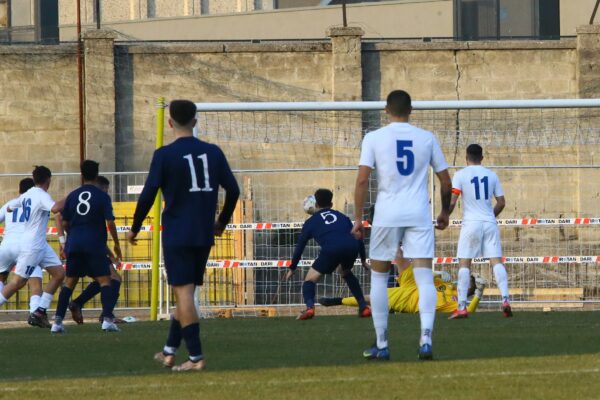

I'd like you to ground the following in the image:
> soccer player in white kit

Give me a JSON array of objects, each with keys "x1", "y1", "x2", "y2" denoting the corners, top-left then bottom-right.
[
  {"x1": 353, "y1": 90, "x2": 452, "y2": 361},
  {"x1": 0, "y1": 166, "x2": 66, "y2": 328},
  {"x1": 0, "y1": 178, "x2": 45, "y2": 319},
  {"x1": 448, "y1": 144, "x2": 512, "y2": 319}
]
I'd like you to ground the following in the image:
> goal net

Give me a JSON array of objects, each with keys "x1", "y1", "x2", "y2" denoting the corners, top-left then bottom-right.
[{"x1": 157, "y1": 99, "x2": 600, "y2": 318}]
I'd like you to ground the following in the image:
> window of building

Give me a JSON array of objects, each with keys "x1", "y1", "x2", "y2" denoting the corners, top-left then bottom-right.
[{"x1": 454, "y1": 0, "x2": 560, "y2": 40}]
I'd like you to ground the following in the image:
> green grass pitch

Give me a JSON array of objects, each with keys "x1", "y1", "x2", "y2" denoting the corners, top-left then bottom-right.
[{"x1": 1, "y1": 311, "x2": 600, "y2": 400}]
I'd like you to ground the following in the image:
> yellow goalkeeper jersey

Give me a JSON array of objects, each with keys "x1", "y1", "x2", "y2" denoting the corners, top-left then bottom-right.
[{"x1": 387, "y1": 267, "x2": 458, "y2": 313}]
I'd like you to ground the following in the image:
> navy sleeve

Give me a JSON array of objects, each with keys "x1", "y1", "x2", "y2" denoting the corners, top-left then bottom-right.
[
  {"x1": 217, "y1": 148, "x2": 240, "y2": 226},
  {"x1": 61, "y1": 194, "x2": 73, "y2": 222},
  {"x1": 104, "y1": 194, "x2": 115, "y2": 221},
  {"x1": 290, "y1": 219, "x2": 313, "y2": 270},
  {"x1": 131, "y1": 150, "x2": 163, "y2": 234}
]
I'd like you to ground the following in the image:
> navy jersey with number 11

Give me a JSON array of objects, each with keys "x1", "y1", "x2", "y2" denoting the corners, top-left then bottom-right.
[
  {"x1": 132, "y1": 136, "x2": 239, "y2": 247},
  {"x1": 62, "y1": 184, "x2": 114, "y2": 254}
]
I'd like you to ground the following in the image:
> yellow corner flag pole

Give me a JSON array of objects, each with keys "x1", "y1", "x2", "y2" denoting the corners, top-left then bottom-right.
[{"x1": 150, "y1": 97, "x2": 165, "y2": 321}]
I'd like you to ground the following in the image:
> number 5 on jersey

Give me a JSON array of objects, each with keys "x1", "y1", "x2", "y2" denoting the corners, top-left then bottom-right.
[
  {"x1": 184, "y1": 154, "x2": 213, "y2": 192},
  {"x1": 396, "y1": 140, "x2": 414, "y2": 176}
]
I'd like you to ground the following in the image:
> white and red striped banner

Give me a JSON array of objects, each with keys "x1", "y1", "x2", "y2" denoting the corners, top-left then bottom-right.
[{"x1": 111, "y1": 255, "x2": 600, "y2": 270}]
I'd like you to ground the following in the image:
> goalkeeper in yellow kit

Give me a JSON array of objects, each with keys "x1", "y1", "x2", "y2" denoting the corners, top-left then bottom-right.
[{"x1": 320, "y1": 263, "x2": 486, "y2": 314}]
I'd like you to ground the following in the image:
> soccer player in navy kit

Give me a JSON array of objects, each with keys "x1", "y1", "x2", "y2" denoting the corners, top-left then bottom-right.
[
  {"x1": 286, "y1": 189, "x2": 370, "y2": 320},
  {"x1": 52, "y1": 160, "x2": 123, "y2": 333},
  {"x1": 127, "y1": 100, "x2": 240, "y2": 372}
]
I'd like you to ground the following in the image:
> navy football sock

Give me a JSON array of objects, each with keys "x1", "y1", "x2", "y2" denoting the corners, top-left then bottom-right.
[
  {"x1": 182, "y1": 323, "x2": 203, "y2": 361},
  {"x1": 73, "y1": 281, "x2": 101, "y2": 307},
  {"x1": 343, "y1": 272, "x2": 367, "y2": 309},
  {"x1": 100, "y1": 285, "x2": 116, "y2": 319},
  {"x1": 55, "y1": 286, "x2": 73, "y2": 321},
  {"x1": 111, "y1": 279, "x2": 121, "y2": 303},
  {"x1": 302, "y1": 281, "x2": 316, "y2": 309},
  {"x1": 165, "y1": 317, "x2": 182, "y2": 351}
]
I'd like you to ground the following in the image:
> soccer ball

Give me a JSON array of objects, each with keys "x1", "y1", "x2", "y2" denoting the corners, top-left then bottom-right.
[{"x1": 303, "y1": 195, "x2": 316, "y2": 215}]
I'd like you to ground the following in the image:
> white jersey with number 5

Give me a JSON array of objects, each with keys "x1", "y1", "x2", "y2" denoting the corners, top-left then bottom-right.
[
  {"x1": 8, "y1": 187, "x2": 56, "y2": 250},
  {"x1": 359, "y1": 122, "x2": 448, "y2": 227},
  {"x1": 452, "y1": 165, "x2": 503, "y2": 223}
]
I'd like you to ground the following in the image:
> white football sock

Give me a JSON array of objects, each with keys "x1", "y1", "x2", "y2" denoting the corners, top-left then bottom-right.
[
  {"x1": 457, "y1": 267, "x2": 471, "y2": 310},
  {"x1": 493, "y1": 263, "x2": 510, "y2": 301},
  {"x1": 413, "y1": 267, "x2": 436, "y2": 346},
  {"x1": 370, "y1": 270, "x2": 390, "y2": 349},
  {"x1": 38, "y1": 292, "x2": 54, "y2": 311},
  {"x1": 0, "y1": 292, "x2": 7, "y2": 306},
  {"x1": 30, "y1": 295, "x2": 41, "y2": 314}
]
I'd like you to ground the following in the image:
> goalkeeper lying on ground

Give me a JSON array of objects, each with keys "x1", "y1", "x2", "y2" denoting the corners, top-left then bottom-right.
[{"x1": 320, "y1": 265, "x2": 486, "y2": 314}]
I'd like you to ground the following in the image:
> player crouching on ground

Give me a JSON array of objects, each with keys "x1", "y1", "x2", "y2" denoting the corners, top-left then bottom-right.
[
  {"x1": 286, "y1": 189, "x2": 371, "y2": 320},
  {"x1": 320, "y1": 265, "x2": 487, "y2": 314}
]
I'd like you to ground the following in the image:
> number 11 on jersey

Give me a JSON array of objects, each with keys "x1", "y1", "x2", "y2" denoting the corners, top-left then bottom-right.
[{"x1": 184, "y1": 154, "x2": 213, "y2": 192}]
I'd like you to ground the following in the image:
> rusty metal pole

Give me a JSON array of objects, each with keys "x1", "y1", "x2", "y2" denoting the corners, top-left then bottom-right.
[
  {"x1": 590, "y1": 0, "x2": 600, "y2": 24},
  {"x1": 342, "y1": 0, "x2": 347, "y2": 27},
  {"x1": 77, "y1": 0, "x2": 85, "y2": 164}
]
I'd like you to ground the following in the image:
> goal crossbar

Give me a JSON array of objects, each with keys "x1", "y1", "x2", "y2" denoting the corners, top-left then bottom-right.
[{"x1": 193, "y1": 98, "x2": 600, "y2": 112}]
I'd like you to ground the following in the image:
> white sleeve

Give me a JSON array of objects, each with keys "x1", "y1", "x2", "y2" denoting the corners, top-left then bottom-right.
[
  {"x1": 6, "y1": 197, "x2": 22, "y2": 210},
  {"x1": 358, "y1": 134, "x2": 375, "y2": 168},
  {"x1": 430, "y1": 135, "x2": 449, "y2": 173},
  {"x1": 451, "y1": 170, "x2": 462, "y2": 193},
  {"x1": 40, "y1": 192, "x2": 56, "y2": 212},
  {"x1": 493, "y1": 173, "x2": 504, "y2": 197}
]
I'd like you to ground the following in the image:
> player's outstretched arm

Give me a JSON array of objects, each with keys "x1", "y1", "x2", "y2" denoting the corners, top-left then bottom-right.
[
  {"x1": 129, "y1": 151, "x2": 163, "y2": 244},
  {"x1": 435, "y1": 169, "x2": 452, "y2": 230},
  {"x1": 54, "y1": 213, "x2": 66, "y2": 257},
  {"x1": 494, "y1": 195, "x2": 506, "y2": 217},
  {"x1": 287, "y1": 224, "x2": 312, "y2": 280},
  {"x1": 51, "y1": 198, "x2": 66, "y2": 214},
  {"x1": 352, "y1": 166, "x2": 372, "y2": 239},
  {"x1": 448, "y1": 193, "x2": 460, "y2": 215}
]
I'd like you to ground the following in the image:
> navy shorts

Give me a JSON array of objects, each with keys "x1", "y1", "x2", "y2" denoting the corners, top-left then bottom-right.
[
  {"x1": 312, "y1": 246, "x2": 359, "y2": 275},
  {"x1": 163, "y1": 246, "x2": 211, "y2": 286},
  {"x1": 66, "y1": 252, "x2": 111, "y2": 278}
]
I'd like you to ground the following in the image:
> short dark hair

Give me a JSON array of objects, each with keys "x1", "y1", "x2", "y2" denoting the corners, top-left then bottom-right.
[
  {"x1": 96, "y1": 175, "x2": 110, "y2": 188},
  {"x1": 466, "y1": 144, "x2": 483, "y2": 162},
  {"x1": 169, "y1": 100, "x2": 197, "y2": 127},
  {"x1": 32, "y1": 166, "x2": 51, "y2": 185},
  {"x1": 314, "y1": 188, "x2": 333, "y2": 208},
  {"x1": 19, "y1": 178, "x2": 34, "y2": 194},
  {"x1": 81, "y1": 160, "x2": 99, "y2": 181},
  {"x1": 386, "y1": 90, "x2": 412, "y2": 117}
]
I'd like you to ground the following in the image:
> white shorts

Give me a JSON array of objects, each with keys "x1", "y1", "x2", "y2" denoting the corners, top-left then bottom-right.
[
  {"x1": 0, "y1": 243, "x2": 43, "y2": 279},
  {"x1": 369, "y1": 225, "x2": 434, "y2": 261},
  {"x1": 457, "y1": 221, "x2": 502, "y2": 259},
  {"x1": 14, "y1": 244, "x2": 61, "y2": 279}
]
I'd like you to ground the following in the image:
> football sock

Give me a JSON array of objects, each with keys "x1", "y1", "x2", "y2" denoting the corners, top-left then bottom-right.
[
  {"x1": 302, "y1": 281, "x2": 316, "y2": 309},
  {"x1": 370, "y1": 270, "x2": 389, "y2": 349},
  {"x1": 100, "y1": 285, "x2": 116, "y2": 319},
  {"x1": 0, "y1": 292, "x2": 7, "y2": 306},
  {"x1": 413, "y1": 267, "x2": 436, "y2": 346},
  {"x1": 165, "y1": 317, "x2": 182, "y2": 352},
  {"x1": 37, "y1": 292, "x2": 54, "y2": 312},
  {"x1": 343, "y1": 272, "x2": 367, "y2": 309},
  {"x1": 0, "y1": 282, "x2": 4, "y2": 292},
  {"x1": 182, "y1": 323, "x2": 203, "y2": 362},
  {"x1": 55, "y1": 286, "x2": 73, "y2": 321},
  {"x1": 493, "y1": 263, "x2": 510, "y2": 301},
  {"x1": 73, "y1": 281, "x2": 101, "y2": 307},
  {"x1": 29, "y1": 295, "x2": 41, "y2": 314},
  {"x1": 111, "y1": 279, "x2": 121, "y2": 302},
  {"x1": 457, "y1": 267, "x2": 471, "y2": 310}
]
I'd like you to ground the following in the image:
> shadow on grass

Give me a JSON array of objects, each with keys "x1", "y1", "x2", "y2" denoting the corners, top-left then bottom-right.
[{"x1": 1, "y1": 311, "x2": 600, "y2": 381}]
